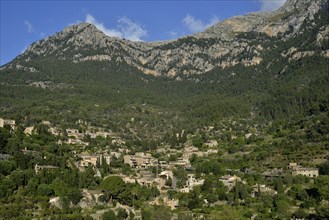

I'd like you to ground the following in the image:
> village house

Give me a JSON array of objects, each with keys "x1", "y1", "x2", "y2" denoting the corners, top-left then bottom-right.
[
  {"x1": 163, "y1": 198, "x2": 179, "y2": 210},
  {"x1": 183, "y1": 146, "x2": 204, "y2": 159},
  {"x1": 66, "y1": 138, "x2": 89, "y2": 146},
  {"x1": 262, "y1": 168, "x2": 284, "y2": 179},
  {"x1": 178, "y1": 174, "x2": 204, "y2": 193},
  {"x1": 0, "y1": 118, "x2": 16, "y2": 130},
  {"x1": 48, "y1": 127, "x2": 60, "y2": 136},
  {"x1": 204, "y1": 140, "x2": 218, "y2": 148},
  {"x1": 205, "y1": 149, "x2": 219, "y2": 156},
  {"x1": 153, "y1": 177, "x2": 167, "y2": 189},
  {"x1": 169, "y1": 157, "x2": 190, "y2": 168},
  {"x1": 21, "y1": 147, "x2": 39, "y2": 156},
  {"x1": 150, "y1": 196, "x2": 179, "y2": 210},
  {"x1": 288, "y1": 163, "x2": 319, "y2": 178},
  {"x1": 137, "y1": 170, "x2": 152, "y2": 178},
  {"x1": 118, "y1": 147, "x2": 130, "y2": 154},
  {"x1": 41, "y1": 120, "x2": 51, "y2": 126},
  {"x1": 79, "y1": 153, "x2": 111, "y2": 167},
  {"x1": 186, "y1": 174, "x2": 204, "y2": 188},
  {"x1": 80, "y1": 189, "x2": 105, "y2": 206},
  {"x1": 251, "y1": 184, "x2": 277, "y2": 197},
  {"x1": 120, "y1": 175, "x2": 154, "y2": 186},
  {"x1": 108, "y1": 151, "x2": 121, "y2": 159},
  {"x1": 111, "y1": 138, "x2": 126, "y2": 145},
  {"x1": 159, "y1": 170, "x2": 174, "y2": 180},
  {"x1": 86, "y1": 131, "x2": 113, "y2": 139},
  {"x1": 34, "y1": 164, "x2": 59, "y2": 174},
  {"x1": 219, "y1": 175, "x2": 243, "y2": 189},
  {"x1": 80, "y1": 154, "x2": 99, "y2": 167},
  {"x1": 66, "y1": 128, "x2": 84, "y2": 139},
  {"x1": 24, "y1": 126, "x2": 34, "y2": 135},
  {"x1": 123, "y1": 153, "x2": 158, "y2": 169}
]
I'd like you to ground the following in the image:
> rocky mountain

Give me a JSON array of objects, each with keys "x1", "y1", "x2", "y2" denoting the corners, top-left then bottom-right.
[{"x1": 3, "y1": 0, "x2": 329, "y2": 78}]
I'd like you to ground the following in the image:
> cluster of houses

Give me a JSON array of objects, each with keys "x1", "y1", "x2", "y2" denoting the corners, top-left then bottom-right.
[
  {"x1": 0, "y1": 117, "x2": 324, "y2": 212},
  {"x1": 9, "y1": 118, "x2": 124, "y2": 148}
]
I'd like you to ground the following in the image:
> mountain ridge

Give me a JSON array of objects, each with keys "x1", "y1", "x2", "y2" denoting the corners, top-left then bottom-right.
[{"x1": 3, "y1": 0, "x2": 328, "y2": 77}]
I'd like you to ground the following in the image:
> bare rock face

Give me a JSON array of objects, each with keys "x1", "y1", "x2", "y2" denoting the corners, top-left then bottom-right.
[{"x1": 5, "y1": 0, "x2": 329, "y2": 77}]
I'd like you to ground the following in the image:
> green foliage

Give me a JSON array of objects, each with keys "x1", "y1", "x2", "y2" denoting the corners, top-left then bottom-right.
[
  {"x1": 209, "y1": 206, "x2": 248, "y2": 220},
  {"x1": 0, "y1": 160, "x2": 16, "y2": 175},
  {"x1": 316, "y1": 203, "x2": 329, "y2": 219},
  {"x1": 100, "y1": 176, "x2": 126, "y2": 199},
  {"x1": 37, "y1": 184, "x2": 54, "y2": 197},
  {"x1": 319, "y1": 160, "x2": 329, "y2": 175},
  {"x1": 117, "y1": 208, "x2": 128, "y2": 220},
  {"x1": 102, "y1": 210, "x2": 116, "y2": 220},
  {"x1": 173, "y1": 167, "x2": 187, "y2": 188},
  {"x1": 141, "y1": 205, "x2": 172, "y2": 220},
  {"x1": 315, "y1": 176, "x2": 329, "y2": 200}
]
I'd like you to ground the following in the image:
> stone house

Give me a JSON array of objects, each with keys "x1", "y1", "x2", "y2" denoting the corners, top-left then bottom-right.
[
  {"x1": 159, "y1": 170, "x2": 174, "y2": 180},
  {"x1": 24, "y1": 126, "x2": 34, "y2": 135},
  {"x1": 109, "y1": 151, "x2": 121, "y2": 159},
  {"x1": 67, "y1": 138, "x2": 89, "y2": 146},
  {"x1": 79, "y1": 153, "x2": 111, "y2": 167},
  {"x1": 289, "y1": 163, "x2": 319, "y2": 178},
  {"x1": 123, "y1": 153, "x2": 158, "y2": 168},
  {"x1": 163, "y1": 198, "x2": 179, "y2": 210},
  {"x1": 0, "y1": 118, "x2": 16, "y2": 130},
  {"x1": 80, "y1": 189, "x2": 105, "y2": 206},
  {"x1": 177, "y1": 174, "x2": 204, "y2": 193},
  {"x1": 262, "y1": 168, "x2": 284, "y2": 178},
  {"x1": 169, "y1": 157, "x2": 190, "y2": 167},
  {"x1": 204, "y1": 140, "x2": 218, "y2": 148},
  {"x1": 219, "y1": 175, "x2": 242, "y2": 189},
  {"x1": 183, "y1": 146, "x2": 204, "y2": 159},
  {"x1": 251, "y1": 184, "x2": 277, "y2": 197},
  {"x1": 49, "y1": 127, "x2": 60, "y2": 136},
  {"x1": 186, "y1": 174, "x2": 204, "y2": 188},
  {"x1": 35, "y1": 164, "x2": 58, "y2": 174},
  {"x1": 66, "y1": 128, "x2": 84, "y2": 139}
]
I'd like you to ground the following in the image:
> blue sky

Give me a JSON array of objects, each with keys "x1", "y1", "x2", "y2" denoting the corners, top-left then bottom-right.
[{"x1": 0, "y1": 0, "x2": 286, "y2": 65}]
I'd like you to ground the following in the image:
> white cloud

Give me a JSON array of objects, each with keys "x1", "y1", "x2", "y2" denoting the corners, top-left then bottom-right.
[
  {"x1": 259, "y1": 0, "x2": 287, "y2": 11},
  {"x1": 117, "y1": 17, "x2": 147, "y2": 41},
  {"x1": 169, "y1": 31, "x2": 178, "y2": 38},
  {"x1": 85, "y1": 14, "x2": 147, "y2": 41},
  {"x1": 182, "y1": 15, "x2": 219, "y2": 33},
  {"x1": 24, "y1": 20, "x2": 34, "y2": 33},
  {"x1": 86, "y1": 14, "x2": 122, "y2": 38}
]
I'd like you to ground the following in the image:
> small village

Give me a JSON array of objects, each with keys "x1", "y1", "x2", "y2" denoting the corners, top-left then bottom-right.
[{"x1": 1, "y1": 116, "x2": 326, "y2": 220}]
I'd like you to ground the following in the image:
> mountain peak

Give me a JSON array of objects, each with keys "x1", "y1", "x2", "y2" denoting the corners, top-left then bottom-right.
[{"x1": 61, "y1": 22, "x2": 99, "y2": 35}]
